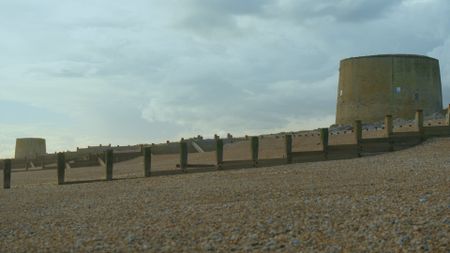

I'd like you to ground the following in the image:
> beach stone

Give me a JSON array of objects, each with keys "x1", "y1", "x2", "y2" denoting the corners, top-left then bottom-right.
[
  {"x1": 291, "y1": 238, "x2": 301, "y2": 246},
  {"x1": 0, "y1": 137, "x2": 449, "y2": 252}
]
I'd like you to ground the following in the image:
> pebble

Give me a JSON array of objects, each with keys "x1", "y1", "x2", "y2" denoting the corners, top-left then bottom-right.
[
  {"x1": 202, "y1": 242, "x2": 215, "y2": 251},
  {"x1": 0, "y1": 137, "x2": 449, "y2": 252},
  {"x1": 291, "y1": 239, "x2": 301, "y2": 246}
]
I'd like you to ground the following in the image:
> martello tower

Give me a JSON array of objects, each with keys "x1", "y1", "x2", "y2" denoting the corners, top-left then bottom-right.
[{"x1": 336, "y1": 54, "x2": 443, "y2": 125}]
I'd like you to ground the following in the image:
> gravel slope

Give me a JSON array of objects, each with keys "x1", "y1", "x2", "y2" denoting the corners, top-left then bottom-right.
[{"x1": 0, "y1": 138, "x2": 449, "y2": 252}]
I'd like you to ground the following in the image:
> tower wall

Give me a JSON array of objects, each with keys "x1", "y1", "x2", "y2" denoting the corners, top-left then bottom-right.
[
  {"x1": 336, "y1": 54, "x2": 443, "y2": 124},
  {"x1": 15, "y1": 138, "x2": 46, "y2": 159}
]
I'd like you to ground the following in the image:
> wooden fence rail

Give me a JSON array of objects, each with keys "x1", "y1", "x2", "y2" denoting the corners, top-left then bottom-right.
[
  {"x1": 3, "y1": 159, "x2": 11, "y2": 189},
  {"x1": 216, "y1": 139, "x2": 224, "y2": 169},
  {"x1": 105, "y1": 149, "x2": 114, "y2": 181},
  {"x1": 57, "y1": 153, "x2": 65, "y2": 185},
  {"x1": 143, "y1": 147, "x2": 152, "y2": 177},
  {"x1": 285, "y1": 134, "x2": 293, "y2": 164}
]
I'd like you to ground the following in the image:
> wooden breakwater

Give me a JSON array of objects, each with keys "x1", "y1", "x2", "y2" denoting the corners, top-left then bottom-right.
[{"x1": 2, "y1": 110, "x2": 450, "y2": 188}]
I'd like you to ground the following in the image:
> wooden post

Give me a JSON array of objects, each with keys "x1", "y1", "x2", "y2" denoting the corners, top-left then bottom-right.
[
  {"x1": 215, "y1": 138, "x2": 224, "y2": 169},
  {"x1": 353, "y1": 120, "x2": 362, "y2": 143},
  {"x1": 447, "y1": 104, "x2": 450, "y2": 126},
  {"x1": 353, "y1": 121, "x2": 362, "y2": 157},
  {"x1": 180, "y1": 140, "x2": 188, "y2": 171},
  {"x1": 320, "y1": 128, "x2": 329, "y2": 159},
  {"x1": 285, "y1": 134, "x2": 293, "y2": 164},
  {"x1": 3, "y1": 159, "x2": 11, "y2": 189},
  {"x1": 415, "y1": 109, "x2": 424, "y2": 136},
  {"x1": 57, "y1": 153, "x2": 65, "y2": 185},
  {"x1": 384, "y1": 115, "x2": 393, "y2": 137},
  {"x1": 143, "y1": 147, "x2": 152, "y2": 177},
  {"x1": 251, "y1": 136, "x2": 259, "y2": 167},
  {"x1": 105, "y1": 149, "x2": 113, "y2": 181}
]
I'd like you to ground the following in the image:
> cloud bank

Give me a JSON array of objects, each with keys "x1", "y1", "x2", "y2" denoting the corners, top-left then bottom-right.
[{"x1": 0, "y1": 0, "x2": 449, "y2": 157}]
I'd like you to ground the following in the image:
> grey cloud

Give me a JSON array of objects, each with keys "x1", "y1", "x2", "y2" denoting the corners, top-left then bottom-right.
[
  {"x1": 175, "y1": 0, "x2": 270, "y2": 36},
  {"x1": 176, "y1": 0, "x2": 402, "y2": 36},
  {"x1": 0, "y1": 0, "x2": 449, "y2": 156},
  {"x1": 274, "y1": 0, "x2": 402, "y2": 23},
  {"x1": 187, "y1": 0, "x2": 270, "y2": 15}
]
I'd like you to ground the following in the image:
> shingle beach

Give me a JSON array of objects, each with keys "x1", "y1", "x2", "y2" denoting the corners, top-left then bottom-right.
[{"x1": 1, "y1": 137, "x2": 449, "y2": 252}]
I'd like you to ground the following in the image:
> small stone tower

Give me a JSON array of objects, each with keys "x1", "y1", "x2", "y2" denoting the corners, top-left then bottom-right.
[{"x1": 15, "y1": 138, "x2": 47, "y2": 159}]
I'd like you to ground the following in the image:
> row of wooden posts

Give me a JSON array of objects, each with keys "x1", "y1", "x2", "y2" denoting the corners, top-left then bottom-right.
[
  {"x1": 0, "y1": 109, "x2": 441, "y2": 189},
  {"x1": 2, "y1": 133, "x2": 305, "y2": 188}
]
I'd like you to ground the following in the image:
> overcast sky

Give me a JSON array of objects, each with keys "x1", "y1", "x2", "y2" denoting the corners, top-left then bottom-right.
[{"x1": 1, "y1": 0, "x2": 449, "y2": 157}]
